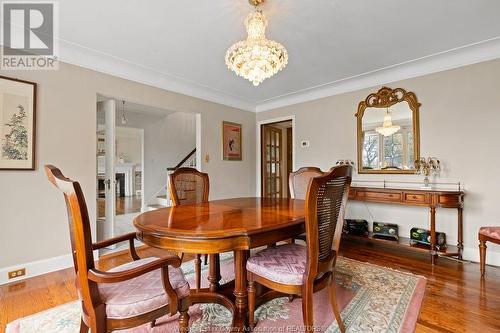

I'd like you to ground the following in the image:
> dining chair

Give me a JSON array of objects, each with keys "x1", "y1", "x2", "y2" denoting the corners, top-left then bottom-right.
[
  {"x1": 479, "y1": 227, "x2": 500, "y2": 277},
  {"x1": 45, "y1": 165, "x2": 191, "y2": 333},
  {"x1": 289, "y1": 167, "x2": 324, "y2": 243},
  {"x1": 169, "y1": 167, "x2": 213, "y2": 291},
  {"x1": 289, "y1": 167, "x2": 324, "y2": 200},
  {"x1": 247, "y1": 165, "x2": 352, "y2": 332}
]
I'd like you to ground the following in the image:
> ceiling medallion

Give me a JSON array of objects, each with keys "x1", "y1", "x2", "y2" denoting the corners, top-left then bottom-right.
[{"x1": 225, "y1": 0, "x2": 288, "y2": 86}]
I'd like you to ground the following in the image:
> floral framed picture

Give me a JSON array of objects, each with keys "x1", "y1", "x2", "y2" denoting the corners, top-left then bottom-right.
[
  {"x1": 222, "y1": 121, "x2": 242, "y2": 161},
  {"x1": 0, "y1": 76, "x2": 37, "y2": 170}
]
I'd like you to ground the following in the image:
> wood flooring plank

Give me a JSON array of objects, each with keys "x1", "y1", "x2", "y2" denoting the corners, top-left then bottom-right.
[{"x1": 1, "y1": 242, "x2": 499, "y2": 333}]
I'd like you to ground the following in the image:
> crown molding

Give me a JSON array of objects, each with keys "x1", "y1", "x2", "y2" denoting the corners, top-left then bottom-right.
[
  {"x1": 58, "y1": 40, "x2": 257, "y2": 112},
  {"x1": 255, "y1": 36, "x2": 500, "y2": 112},
  {"x1": 58, "y1": 37, "x2": 500, "y2": 114}
]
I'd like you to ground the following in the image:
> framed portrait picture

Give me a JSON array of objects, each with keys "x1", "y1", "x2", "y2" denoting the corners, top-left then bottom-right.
[
  {"x1": 222, "y1": 121, "x2": 242, "y2": 161},
  {"x1": 0, "y1": 76, "x2": 37, "y2": 170}
]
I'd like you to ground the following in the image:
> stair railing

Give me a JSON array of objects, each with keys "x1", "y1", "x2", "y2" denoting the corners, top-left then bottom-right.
[{"x1": 148, "y1": 148, "x2": 197, "y2": 208}]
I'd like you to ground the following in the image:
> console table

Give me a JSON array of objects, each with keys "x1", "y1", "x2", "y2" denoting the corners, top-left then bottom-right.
[{"x1": 346, "y1": 186, "x2": 464, "y2": 264}]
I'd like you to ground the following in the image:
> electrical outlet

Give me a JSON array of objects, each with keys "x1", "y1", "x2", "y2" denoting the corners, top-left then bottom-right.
[{"x1": 8, "y1": 268, "x2": 26, "y2": 279}]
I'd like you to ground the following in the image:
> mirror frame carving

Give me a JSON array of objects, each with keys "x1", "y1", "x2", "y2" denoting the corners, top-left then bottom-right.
[{"x1": 356, "y1": 86, "x2": 421, "y2": 174}]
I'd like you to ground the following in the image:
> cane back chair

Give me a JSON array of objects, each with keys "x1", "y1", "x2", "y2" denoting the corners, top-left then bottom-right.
[
  {"x1": 169, "y1": 167, "x2": 215, "y2": 291},
  {"x1": 247, "y1": 165, "x2": 352, "y2": 332}
]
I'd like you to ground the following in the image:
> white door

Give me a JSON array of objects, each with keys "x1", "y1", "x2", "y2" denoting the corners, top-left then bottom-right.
[{"x1": 102, "y1": 99, "x2": 116, "y2": 243}]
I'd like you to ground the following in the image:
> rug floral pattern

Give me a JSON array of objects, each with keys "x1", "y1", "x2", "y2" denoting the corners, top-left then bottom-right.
[{"x1": 7, "y1": 255, "x2": 425, "y2": 333}]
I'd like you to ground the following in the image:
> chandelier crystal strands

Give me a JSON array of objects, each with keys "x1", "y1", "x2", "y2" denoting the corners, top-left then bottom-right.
[
  {"x1": 225, "y1": 0, "x2": 288, "y2": 86},
  {"x1": 375, "y1": 108, "x2": 400, "y2": 137}
]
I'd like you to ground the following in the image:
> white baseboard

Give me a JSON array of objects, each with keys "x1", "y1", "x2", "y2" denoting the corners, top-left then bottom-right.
[
  {"x1": 462, "y1": 246, "x2": 500, "y2": 267},
  {"x1": 0, "y1": 253, "x2": 74, "y2": 286},
  {"x1": 0, "y1": 250, "x2": 99, "y2": 286}
]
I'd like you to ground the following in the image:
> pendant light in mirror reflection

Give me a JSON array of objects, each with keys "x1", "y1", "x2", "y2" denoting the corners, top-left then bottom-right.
[
  {"x1": 121, "y1": 100, "x2": 127, "y2": 125},
  {"x1": 376, "y1": 108, "x2": 400, "y2": 137}
]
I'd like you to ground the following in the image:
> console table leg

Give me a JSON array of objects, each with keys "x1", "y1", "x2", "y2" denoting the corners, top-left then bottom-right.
[
  {"x1": 458, "y1": 207, "x2": 464, "y2": 260},
  {"x1": 430, "y1": 206, "x2": 437, "y2": 265},
  {"x1": 208, "y1": 254, "x2": 221, "y2": 292}
]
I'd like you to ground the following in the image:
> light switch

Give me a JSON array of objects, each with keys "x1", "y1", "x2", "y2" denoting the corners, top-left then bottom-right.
[
  {"x1": 204, "y1": 154, "x2": 210, "y2": 163},
  {"x1": 301, "y1": 140, "x2": 310, "y2": 148}
]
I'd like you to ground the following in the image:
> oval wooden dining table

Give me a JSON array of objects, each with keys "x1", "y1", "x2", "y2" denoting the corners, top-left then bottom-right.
[{"x1": 133, "y1": 197, "x2": 306, "y2": 330}]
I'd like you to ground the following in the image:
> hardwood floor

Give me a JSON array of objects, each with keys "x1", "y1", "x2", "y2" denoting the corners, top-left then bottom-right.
[
  {"x1": 1, "y1": 242, "x2": 499, "y2": 333},
  {"x1": 97, "y1": 195, "x2": 142, "y2": 218}
]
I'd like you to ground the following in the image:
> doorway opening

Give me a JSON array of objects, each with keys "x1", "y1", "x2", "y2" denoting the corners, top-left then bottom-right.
[
  {"x1": 260, "y1": 119, "x2": 293, "y2": 199},
  {"x1": 96, "y1": 96, "x2": 199, "y2": 253}
]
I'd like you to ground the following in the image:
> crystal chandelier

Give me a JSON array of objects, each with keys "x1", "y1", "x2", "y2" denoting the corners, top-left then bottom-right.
[
  {"x1": 225, "y1": 0, "x2": 288, "y2": 86},
  {"x1": 376, "y1": 108, "x2": 400, "y2": 137}
]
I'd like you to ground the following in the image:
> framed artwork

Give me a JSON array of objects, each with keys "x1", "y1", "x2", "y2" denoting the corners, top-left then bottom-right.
[
  {"x1": 0, "y1": 76, "x2": 37, "y2": 170},
  {"x1": 222, "y1": 121, "x2": 242, "y2": 161}
]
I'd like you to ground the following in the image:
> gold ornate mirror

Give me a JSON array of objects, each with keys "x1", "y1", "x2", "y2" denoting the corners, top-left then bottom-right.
[{"x1": 356, "y1": 87, "x2": 420, "y2": 174}]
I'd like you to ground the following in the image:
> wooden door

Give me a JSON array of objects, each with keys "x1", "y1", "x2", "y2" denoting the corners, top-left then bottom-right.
[
  {"x1": 286, "y1": 127, "x2": 292, "y2": 197},
  {"x1": 262, "y1": 125, "x2": 282, "y2": 198}
]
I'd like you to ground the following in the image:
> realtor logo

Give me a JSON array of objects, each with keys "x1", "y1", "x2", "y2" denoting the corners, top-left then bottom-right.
[{"x1": 1, "y1": 1, "x2": 58, "y2": 70}]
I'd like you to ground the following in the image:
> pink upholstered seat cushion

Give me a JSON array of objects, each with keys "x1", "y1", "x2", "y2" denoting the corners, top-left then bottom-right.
[
  {"x1": 479, "y1": 227, "x2": 500, "y2": 240},
  {"x1": 247, "y1": 244, "x2": 307, "y2": 285},
  {"x1": 98, "y1": 257, "x2": 190, "y2": 319}
]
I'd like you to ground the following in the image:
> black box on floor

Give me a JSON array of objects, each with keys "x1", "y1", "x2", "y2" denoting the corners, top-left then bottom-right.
[
  {"x1": 343, "y1": 219, "x2": 369, "y2": 236},
  {"x1": 410, "y1": 228, "x2": 446, "y2": 248},
  {"x1": 373, "y1": 222, "x2": 399, "y2": 241}
]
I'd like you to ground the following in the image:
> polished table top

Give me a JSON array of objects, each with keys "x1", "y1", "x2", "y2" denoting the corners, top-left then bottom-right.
[{"x1": 134, "y1": 197, "x2": 306, "y2": 239}]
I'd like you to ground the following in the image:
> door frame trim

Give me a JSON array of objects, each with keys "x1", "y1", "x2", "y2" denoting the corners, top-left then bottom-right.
[{"x1": 256, "y1": 115, "x2": 295, "y2": 197}]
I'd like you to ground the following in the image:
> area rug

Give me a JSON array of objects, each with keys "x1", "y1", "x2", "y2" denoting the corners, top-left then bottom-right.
[{"x1": 6, "y1": 253, "x2": 426, "y2": 333}]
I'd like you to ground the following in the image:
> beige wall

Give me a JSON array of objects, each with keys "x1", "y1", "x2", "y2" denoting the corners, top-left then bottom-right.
[
  {"x1": 2, "y1": 57, "x2": 499, "y2": 277},
  {"x1": 0, "y1": 62, "x2": 256, "y2": 270},
  {"x1": 257, "y1": 59, "x2": 500, "y2": 264},
  {"x1": 115, "y1": 127, "x2": 143, "y2": 165}
]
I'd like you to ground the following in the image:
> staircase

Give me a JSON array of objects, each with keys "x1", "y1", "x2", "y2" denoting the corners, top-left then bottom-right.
[{"x1": 147, "y1": 148, "x2": 197, "y2": 211}]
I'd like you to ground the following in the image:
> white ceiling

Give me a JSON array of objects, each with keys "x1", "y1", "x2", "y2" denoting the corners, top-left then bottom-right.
[{"x1": 59, "y1": 0, "x2": 500, "y2": 112}]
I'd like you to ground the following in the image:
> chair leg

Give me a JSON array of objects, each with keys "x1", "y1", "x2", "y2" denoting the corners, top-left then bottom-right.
[
  {"x1": 301, "y1": 285, "x2": 314, "y2": 331},
  {"x1": 92, "y1": 304, "x2": 107, "y2": 333},
  {"x1": 479, "y1": 240, "x2": 487, "y2": 277},
  {"x1": 79, "y1": 318, "x2": 89, "y2": 333},
  {"x1": 248, "y1": 277, "x2": 256, "y2": 329},
  {"x1": 178, "y1": 309, "x2": 190, "y2": 333},
  {"x1": 194, "y1": 254, "x2": 202, "y2": 290},
  {"x1": 151, "y1": 319, "x2": 156, "y2": 328},
  {"x1": 328, "y1": 279, "x2": 346, "y2": 333},
  {"x1": 203, "y1": 254, "x2": 208, "y2": 265}
]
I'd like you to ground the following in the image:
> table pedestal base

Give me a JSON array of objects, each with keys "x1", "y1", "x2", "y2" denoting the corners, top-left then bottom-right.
[{"x1": 189, "y1": 249, "x2": 289, "y2": 331}]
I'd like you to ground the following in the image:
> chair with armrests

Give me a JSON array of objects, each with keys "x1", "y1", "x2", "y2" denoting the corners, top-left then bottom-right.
[
  {"x1": 289, "y1": 167, "x2": 324, "y2": 243},
  {"x1": 45, "y1": 165, "x2": 190, "y2": 333},
  {"x1": 169, "y1": 167, "x2": 214, "y2": 291},
  {"x1": 247, "y1": 165, "x2": 352, "y2": 332},
  {"x1": 479, "y1": 227, "x2": 500, "y2": 277}
]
